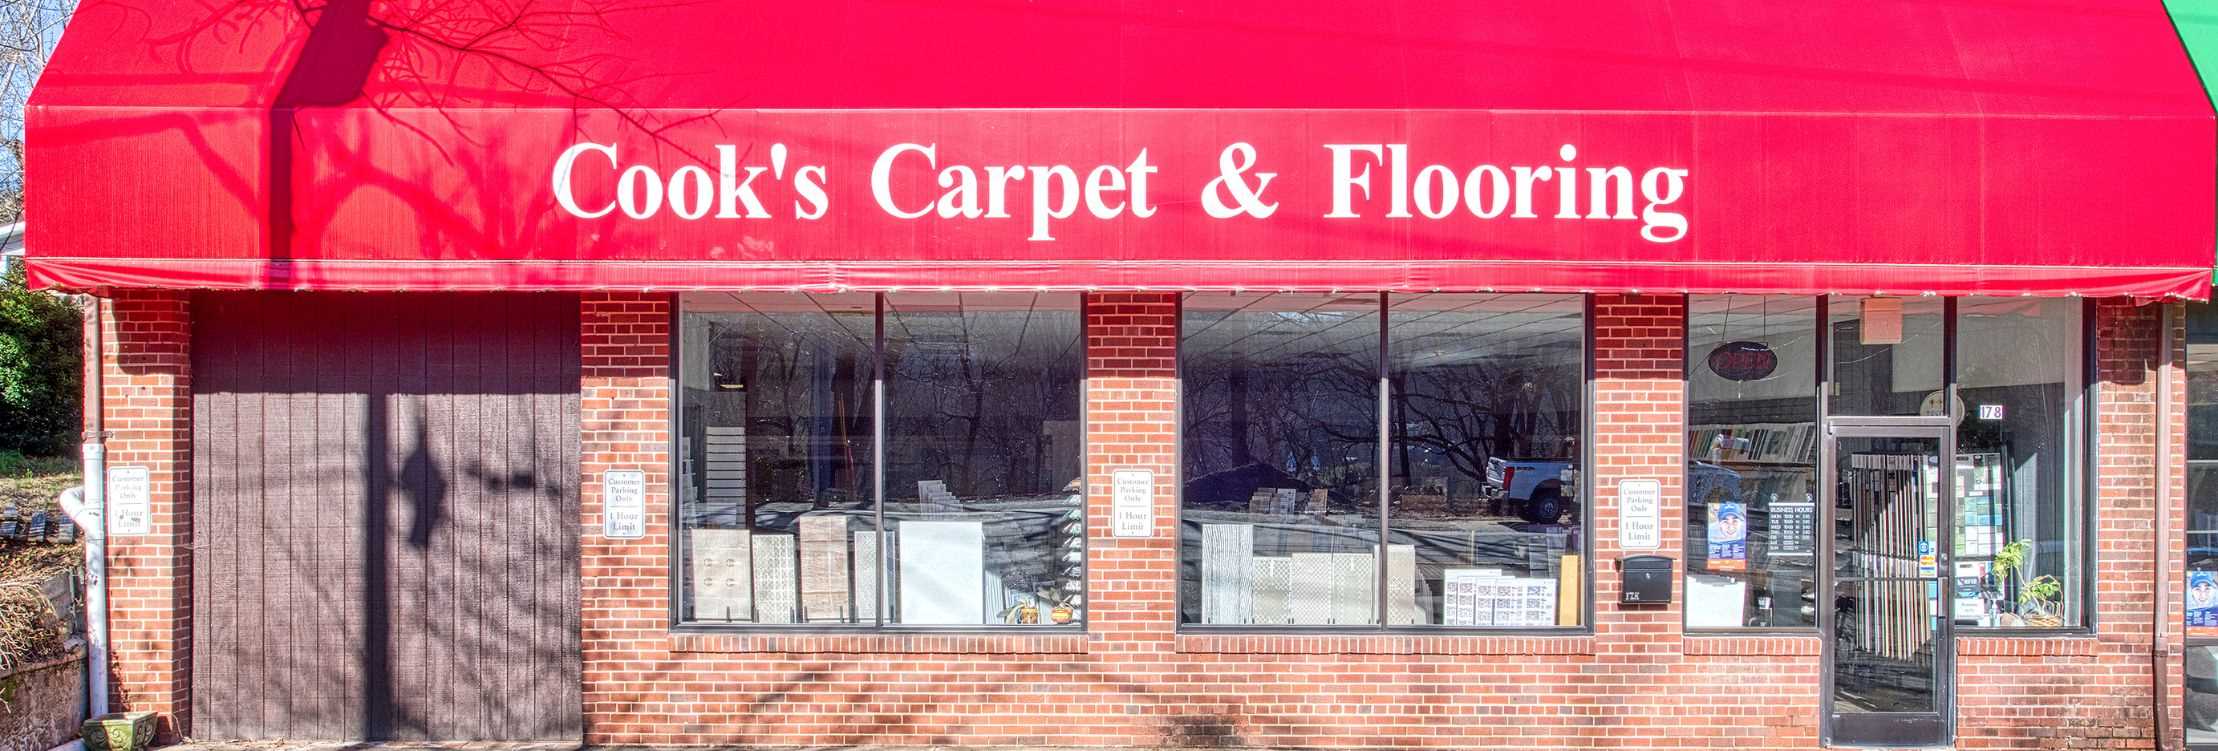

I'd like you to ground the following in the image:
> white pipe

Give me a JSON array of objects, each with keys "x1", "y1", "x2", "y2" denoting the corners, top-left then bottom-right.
[{"x1": 57, "y1": 480, "x2": 105, "y2": 720}]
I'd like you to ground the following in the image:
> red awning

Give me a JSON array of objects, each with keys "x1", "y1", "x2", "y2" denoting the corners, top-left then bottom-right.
[{"x1": 26, "y1": 0, "x2": 2217, "y2": 298}]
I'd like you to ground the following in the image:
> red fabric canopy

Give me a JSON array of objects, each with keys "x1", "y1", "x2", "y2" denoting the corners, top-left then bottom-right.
[{"x1": 25, "y1": 0, "x2": 2217, "y2": 298}]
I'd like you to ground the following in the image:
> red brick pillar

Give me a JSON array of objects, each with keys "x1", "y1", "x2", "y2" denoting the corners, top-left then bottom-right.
[
  {"x1": 1082, "y1": 293, "x2": 1181, "y2": 652},
  {"x1": 1588, "y1": 295, "x2": 1686, "y2": 643},
  {"x1": 96, "y1": 290, "x2": 194, "y2": 741},
  {"x1": 576, "y1": 292, "x2": 674, "y2": 743}
]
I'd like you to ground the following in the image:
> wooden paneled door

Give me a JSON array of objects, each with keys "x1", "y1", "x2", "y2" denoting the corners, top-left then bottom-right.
[{"x1": 189, "y1": 293, "x2": 583, "y2": 740}]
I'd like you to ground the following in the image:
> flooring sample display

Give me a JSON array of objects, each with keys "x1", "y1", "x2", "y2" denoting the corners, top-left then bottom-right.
[
  {"x1": 751, "y1": 533, "x2": 798, "y2": 624},
  {"x1": 1290, "y1": 553, "x2": 1335, "y2": 625},
  {"x1": 1331, "y1": 552, "x2": 1376, "y2": 625},
  {"x1": 896, "y1": 521, "x2": 985, "y2": 625},
  {"x1": 853, "y1": 530, "x2": 880, "y2": 623},
  {"x1": 689, "y1": 528, "x2": 753, "y2": 622},
  {"x1": 1442, "y1": 568, "x2": 1498, "y2": 627},
  {"x1": 702, "y1": 426, "x2": 747, "y2": 524},
  {"x1": 799, "y1": 515, "x2": 852, "y2": 623},
  {"x1": 917, "y1": 480, "x2": 960, "y2": 512},
  {"x1": 1386, "y1": 544, "x2": 1421, "y2": 625},
  {"x1": 1252, "y1": 556, "x2": 1292, "y2": 625},
  {"x1": 1201, "y1": 524, "x2": 1255, "y2": 624}
]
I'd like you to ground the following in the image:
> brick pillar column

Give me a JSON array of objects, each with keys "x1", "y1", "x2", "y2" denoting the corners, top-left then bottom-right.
[
  {"x1": 577, "y1": 292, "x2": 674, "y2": 743},
  {"x1": 1589, "y1": 294, "x2": 1686, "y2": 643},
  {"x1": 1082, "y1": 293, "x2": 1181, "y2": 650},
  {"x1": 97, "y1": 290, "x2": 194, "y2": 741},
  {"x1": 2089, "y1": 298, "x2": 2172, "y2": 747}
]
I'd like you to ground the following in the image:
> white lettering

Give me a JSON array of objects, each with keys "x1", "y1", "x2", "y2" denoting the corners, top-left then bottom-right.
[
  {"x1": 552, "y1": 142, "x2": 618, "y2": 219},
  {"x1": 871, "y1": 143, "x2": 934, "y2": 220},
  {"x1": 1126, "y1": 150, "x2": 1158, "y2": 218},
  {"x1": 1084, "y1": 165, "x2": 1127, "y2": 217},
  {"x1": 793, "y1": 165, "x2": 829, "y2": 220},
  {"x1": 668, "y1": 165, "x2": 713, "y2": 220},
  {"x1": 1640, "y1": 167, "x2": 1689, "y2": 243},
  {"x1": 616, "y1": 164, "x2": 662, "y2": 219},
  {"x1": 936, "y1": 165, "x2": 982, "y2": 219},
  {"x1": 716, "y1": 145, "x2": 772, "y2": 219},
  {"x1": 1027, "y1": 165, "x2": 1080, "y2": 241},
  {"x1": 1324, "y1": 144, "x2": 1384, "y2": 218}
]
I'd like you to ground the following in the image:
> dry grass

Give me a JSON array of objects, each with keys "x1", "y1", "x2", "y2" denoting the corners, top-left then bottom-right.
[{"x1": 0, "y1": 460, "x2": 80, "y2": 674}]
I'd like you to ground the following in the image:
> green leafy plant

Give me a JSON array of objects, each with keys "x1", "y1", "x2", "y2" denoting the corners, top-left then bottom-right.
[
  {"x1": 2019, "y1": 574, "x2": 2062, "y2": 614},
  {"x1": 0, "y1": 265, "x2": 77, "y2": 457},
  {"x1": 1991, "y1": 538, "x2": 2062, "y2": 623}
]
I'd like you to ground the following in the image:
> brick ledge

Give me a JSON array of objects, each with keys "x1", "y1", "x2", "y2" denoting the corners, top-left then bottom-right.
[
  {"x1": 1682, "y1": 635, "x2": 1823, "y2": 656},
  {"x1": 669, "y1": 631, "x2": 1090, "y2": 654},
  {"x1": 1956, "y1": 634, "x2": 2099, "y2": 657},
  {"x1": 1176, "y1": 633, "x2": 1595, "y2": 655}
]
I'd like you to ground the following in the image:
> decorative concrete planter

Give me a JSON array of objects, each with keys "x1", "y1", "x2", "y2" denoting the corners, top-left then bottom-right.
[{"x1": 81, "y1": 711, "x2": 155, "y2": 751}]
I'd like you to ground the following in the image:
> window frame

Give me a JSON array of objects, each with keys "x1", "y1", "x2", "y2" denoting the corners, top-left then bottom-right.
[
  {"x1": 1173, "y1": 292, "x2": 1597, "y2": 634},
  {"x1": 666, "y1": 292, "x2": 1090, "y2": 633},
  {"x1": 1680, "y1": 296, "x2": 2097, "y2": 634}
]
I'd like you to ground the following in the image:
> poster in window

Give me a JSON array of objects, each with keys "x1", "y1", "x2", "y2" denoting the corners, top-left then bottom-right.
[
  {"x1": 2190, "y1": 571, "x2": 2218, "y2": 636},
  {"x1": 1706, "y1": 501, "x2": 1747, "y2": 572}
]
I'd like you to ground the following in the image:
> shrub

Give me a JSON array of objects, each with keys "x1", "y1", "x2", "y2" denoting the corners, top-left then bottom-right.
[{"x1": 0, "y1": 265, "x2": 77, "y2": 456}]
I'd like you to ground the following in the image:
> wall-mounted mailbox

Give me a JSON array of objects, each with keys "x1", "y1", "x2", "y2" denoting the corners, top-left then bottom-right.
[{"x1": 1621, "y1": 555, "x2": 1673, "y2": 604}]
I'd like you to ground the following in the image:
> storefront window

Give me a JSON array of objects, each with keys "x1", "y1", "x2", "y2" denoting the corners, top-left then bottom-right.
[
  {"x1": 2191, "y1": 303, "x2": 2218, "y2": 746},
  {"x1": 674, "y1": 292, "x2": 1084, "y2": 628},
  {"x1": 1180, "y1": 292, "x2": 1587, "y2": 628},
  {"x1": 1829, "y1": 295, "x2": 1945, "y2": 417},
  {"x1": 882, "y1": 293, "x2": 1084, "y2": 626},
  {"x1": 1389, "y1": 294, "x2": 1585, "y2": 627},
  {"x1": 677, "y1": 293, "x2": 876, "y2": 624},
  {"x1": 2187, "y1": 304, "x2": 2218, "y2": 649},
  {"x1": 1182, "y1": 293, "x2": 1381, "y2": 626},
  {"x1": 1685, "y1": 295, "x2": 1819, "y2": 630},
  {"x1": 1953, "y1": 298, "x2": 2084, "y2": 629}
]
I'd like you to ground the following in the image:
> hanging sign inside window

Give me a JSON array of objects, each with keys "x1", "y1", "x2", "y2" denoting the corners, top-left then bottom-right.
[
  {"x1": 1860, "y1": 297, "x2": 1904, "y2": 345},
  {"x1": 1770, "y1": 498, "x2": 1815, "y2": 557},
  {"x1": 1112, "y1": 469, "x2": 1153, "y2": 537},
  {"x1": 1617, "y1": 479, "x2": 1661, "y2": 550},
  {"x1": 106, "y1": 465, "x2": 151, "y2": 536},
  {"x1": 601, "y1": 469, "x2": 647, "y2": 539},
  {"x1": 2190, "y1": 571, "x2": 2218, "y2": 636},
  {"x1": 1706, "y1": 341, "x2": 1777, "y2": 382},
  {"x1": 1705, "y1": 500, "x2": 1747, "y2": 572}
]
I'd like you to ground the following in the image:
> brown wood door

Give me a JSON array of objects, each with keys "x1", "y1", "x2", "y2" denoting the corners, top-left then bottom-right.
[{"x1": 189, "y1": 293, "x2": 583, "y2": 741}]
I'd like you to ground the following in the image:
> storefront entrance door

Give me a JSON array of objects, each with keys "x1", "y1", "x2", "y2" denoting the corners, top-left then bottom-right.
[{"x1": 1823, "y1": 427, "x2": 1954, "y2": 747}]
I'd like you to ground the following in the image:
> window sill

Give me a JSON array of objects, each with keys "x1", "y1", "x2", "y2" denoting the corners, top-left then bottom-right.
[
  {"x1": 669, "y1": 631, "x2": 1090, "y2": 654},
  {"x1": 1682, "y1": 634, "x2": 1822, "y2": 656},
  {"x1": 1176, "y1": 633, "x2": 1595, "y2": 655},
  {"x1": 1957, "y1": 634, "x2": 2098, "y2": 657}
]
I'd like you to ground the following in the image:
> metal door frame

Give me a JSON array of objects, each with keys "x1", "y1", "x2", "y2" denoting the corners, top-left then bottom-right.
[{"x1": 1819, "y1": 420, "x2": 1956, "y2": 747}]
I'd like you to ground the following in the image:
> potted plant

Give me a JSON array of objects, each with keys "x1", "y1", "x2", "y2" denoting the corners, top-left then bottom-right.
[{"x1": 1992, "y1": 538, "x2": 2064, "y2": 627}]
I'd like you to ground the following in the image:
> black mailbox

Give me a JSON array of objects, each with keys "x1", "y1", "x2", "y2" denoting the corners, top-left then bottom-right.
[{"x1": 1621, "y1": 555, "x2": 1673, "y2": 604}]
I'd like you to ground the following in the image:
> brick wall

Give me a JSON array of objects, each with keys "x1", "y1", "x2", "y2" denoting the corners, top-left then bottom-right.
[
  {"x1": 94, "y1": 290, "x2": 193, "y2": 742},
  {"x1": 569, "y1": 293, "x2": 1815, "y2": 749},
  {"x1": 90, "y1": 291, "x2": 2184, "y2": 748},
  {"x1": 1947, "y1": 299, "x2": 2175, "y2": 751}
]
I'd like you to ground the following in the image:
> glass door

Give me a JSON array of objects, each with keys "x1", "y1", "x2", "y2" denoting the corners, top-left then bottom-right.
[{"x1": 1824, "y1": 427, "x2": 1953, "y2": 746}]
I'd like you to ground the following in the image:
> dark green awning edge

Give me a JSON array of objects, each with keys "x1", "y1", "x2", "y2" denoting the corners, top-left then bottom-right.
[{"x1": 2167, "y1": 0, "x2": 2218, "y2": 283}]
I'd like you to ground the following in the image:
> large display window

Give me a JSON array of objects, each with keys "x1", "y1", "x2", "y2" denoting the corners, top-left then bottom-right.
[
  {"x1": 674, "y1": 292, "x2": 1084, "y2": 628},
  {"x1": 1180, "y1": 292, "x2": 1588, "y2": 629},
  {"x1": 2184, "y1": 303, "x2": 2218, "y2": 745},
  {"x1": 1684, "y1": 296, "x2": 2089, "y2": 632},
  {"x1": 1685, "y1": 295, "x2": 1820, "y2": 629}
]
